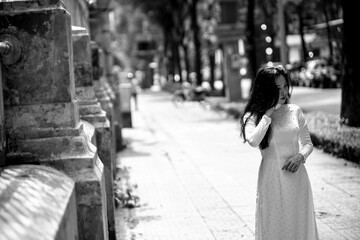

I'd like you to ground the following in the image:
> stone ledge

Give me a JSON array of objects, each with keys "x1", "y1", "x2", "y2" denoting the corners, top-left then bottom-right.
[
  {"x1": 5, "y1": 101, "x2": 79, "y2": 129},
  {"x1": 0, "y1": 164, "x2": 77, "y2": 240}
]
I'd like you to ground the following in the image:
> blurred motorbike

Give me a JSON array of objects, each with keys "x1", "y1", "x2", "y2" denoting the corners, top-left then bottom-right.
[{"x1": 171, "y1": 82, "x2": 208, "y2": 106}]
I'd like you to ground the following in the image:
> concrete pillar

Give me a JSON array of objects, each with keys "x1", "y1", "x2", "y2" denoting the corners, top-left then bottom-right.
[
  {"x1": 94, "y1": 75, "x2": 120, "y2": 152},
  {"x1": 0, "y1": 165, "x2": 78, "y2": 240},
  {"x1": 223, "y1": 41, "x2": 243, "y2": 101},
  {"x1": 72, "y1": 26, "x2": 116, "y2": 240},
  {"x1": 91, "y1": 42, "x2": 121, "y2": 155},
  {"x1": 90, "y1": 9, "x2": 124, "y2": 152},
  {"x1": 0, "y1": 1, "x2": 108, "y2": 239},
  {"x1": 108, "y1": 68, "x2": 126, "y2": 151},
  {"x1": 118, "y1": 73, "x2": 133, "y2": 128}
]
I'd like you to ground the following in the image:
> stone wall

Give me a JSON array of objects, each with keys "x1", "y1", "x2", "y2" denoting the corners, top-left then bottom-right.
[{"x1": 0, "y1": 0, "x2": 119, "y2": 239}]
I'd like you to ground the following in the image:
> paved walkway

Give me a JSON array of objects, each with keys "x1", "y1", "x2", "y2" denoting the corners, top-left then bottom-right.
[{"x1": 115, "y1": 90, "x2": 360, "y2": 240}]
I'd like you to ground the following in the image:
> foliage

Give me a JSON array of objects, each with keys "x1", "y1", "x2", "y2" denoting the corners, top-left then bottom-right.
[{"x1": 305, "y1": 111, "x2": 360, "y2": 163}]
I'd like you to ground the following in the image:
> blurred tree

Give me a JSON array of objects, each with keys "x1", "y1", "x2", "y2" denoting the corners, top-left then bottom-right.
[
  {"x1": 245, "y1": 0, "x2": 257, "y2": 82},
  {"x1": 190, "y1": 0, "x2": 203, "y2": 85},
  {"x1": 340, "y1": 0, "x2": 360, "y2": 127},
  {"x1": 113, "y1": 5, "x2": 145, "y2": 67},
  {"x1": 284, "y1": 0, "x2": 318, "y2": 62},
  {"x1": 198, "y1": 0, "x2": 220, "y2": 90},
  {"x1": 309, "y1": 0, "x2": 342, "y2": 63},
  {"x1": 116, "y1": 0, "x2": 183, "y2": 82},
  {"x1": 116, "y1": 0, "x2": 209, "y2": 86},
  {"x1": 321, "y1": 0, "x2": 334, "y2": 60},
  {"x1": 283, "y1": 0, "x2": 342, "y2": 63},
  {"x1": 258, "y1": 0, "x2": 277, "y2": 62}
]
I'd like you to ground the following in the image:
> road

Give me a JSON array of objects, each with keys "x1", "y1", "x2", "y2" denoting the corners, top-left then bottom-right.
[
  {"x1": 115, "y1": 89, "x2": 359, "y2": 240},
  {"x1": 290, "y1": 86, "x2": 341, "y2": 114}
]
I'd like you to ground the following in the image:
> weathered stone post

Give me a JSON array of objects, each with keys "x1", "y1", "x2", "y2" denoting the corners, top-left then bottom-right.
[
  {"x1": 91, "y1": 41, "x2": 120, "y2": 158},
  {"x1": 0, "y1": 1, "x2": 108, "y2": 239},
  {"x1": 72, "y1": 25, "x2": 116, "y2": 240},
  {"x1": 89, "y1": 8, "x2": 124, "y2": 153}
]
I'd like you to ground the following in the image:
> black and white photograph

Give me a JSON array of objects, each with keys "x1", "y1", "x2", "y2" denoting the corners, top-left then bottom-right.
[{"x1": 0, "y1": 0, "x2": 358, "y2": 240}]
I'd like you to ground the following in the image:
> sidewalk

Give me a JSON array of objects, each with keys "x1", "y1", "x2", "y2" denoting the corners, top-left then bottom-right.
[{"x1": 115, "y1": 90, "x2": 360, "y2": 240}]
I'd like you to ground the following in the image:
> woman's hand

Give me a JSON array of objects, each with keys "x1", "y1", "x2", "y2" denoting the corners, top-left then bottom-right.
[{"x1": 282, "y1": 153, "x2": 304, "y2": 173}]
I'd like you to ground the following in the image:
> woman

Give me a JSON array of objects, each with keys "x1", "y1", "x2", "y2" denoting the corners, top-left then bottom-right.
[{"x1": 240, "y1": 66, "x2": 319, "y2": 240}]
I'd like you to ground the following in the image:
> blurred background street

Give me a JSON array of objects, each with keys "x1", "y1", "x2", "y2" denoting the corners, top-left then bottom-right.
[
  {"x1": 115, "y1": 89, "x2": 359, "y2": 240},
  {"x1": 290, "y1": 87, "x2": 341, "y2": 114},
  {"x1": 1, "y1": 1, "x2": 358, "y2": 240}
]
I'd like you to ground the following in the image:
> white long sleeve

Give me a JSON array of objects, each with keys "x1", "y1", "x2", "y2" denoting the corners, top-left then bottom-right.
[
  {"x1": 244, "y1": 113, "x2": 272, "y2": 148},
  {"x1": 297, "y1": 108, "x2": 313, "y2": 162}
]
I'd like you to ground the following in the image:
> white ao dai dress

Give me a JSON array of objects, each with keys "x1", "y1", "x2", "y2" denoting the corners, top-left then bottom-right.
[{"x1": 244, "y1": 104, "x2": 319, "y2": 240}]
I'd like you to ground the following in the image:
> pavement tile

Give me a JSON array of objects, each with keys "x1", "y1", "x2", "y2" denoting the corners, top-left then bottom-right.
[{"x1": 115, "y1": 90, "x2": 360, "y2": 240}]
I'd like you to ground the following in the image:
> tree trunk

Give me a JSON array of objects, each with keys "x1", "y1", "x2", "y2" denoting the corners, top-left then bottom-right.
[
  {"x1": 340, "y1": 0, "x2": 360, "y2": 127},
  {"x1": 219, "y1": 44, "x2": 226, "y2": 97},
  {"x1": 190, "y1": 0, "x2": 203, "y2": 86},
  {"x1": 181, "y1": 43, "x2": 190, "y2": 82},
  {"x1": 298, "y1": 8, "x2": 308, "y2": 62},
  {"x1": 209, "y1": 49, "x2": 215, "y2": 90},
  {"x1": 163, "y1": 30, "x2": 174, "y2": 82},
  {"x1": 323, "y1": 0, "x2": 333, "y2": 62},
  {"x1": 172, "y1": 40, "x2": 182, "y2": 82},
  {"x1": 246, "y1": 0, "x2": 257, "y2": 86},
  {"x1": 168, "y1": 42, "x2": 175, "y2": 82}
]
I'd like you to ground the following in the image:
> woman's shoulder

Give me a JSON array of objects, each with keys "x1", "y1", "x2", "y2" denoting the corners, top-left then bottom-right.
[
  {"x1": 287, "y1": 103, "x2": 302, "y2": 112},
  {"x1": 286, "y1": 104, "x2": 306, "y2": 119}
]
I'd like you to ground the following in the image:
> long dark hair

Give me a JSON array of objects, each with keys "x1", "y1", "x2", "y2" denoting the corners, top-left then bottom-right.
[{"x1": 240, "y1": 66, "x2": 292, "y2": 149}]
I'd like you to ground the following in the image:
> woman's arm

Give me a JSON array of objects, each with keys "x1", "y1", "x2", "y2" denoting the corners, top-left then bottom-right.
[
  {"x1": 282, "y1": 106, "x2": 313, "y2": 173},
  {"x1": 297, "y1": 107, "x2": 313, "y2": 162},
  {"x1": 244, "y1": 113, "x2": 272, "y2": 148}
]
